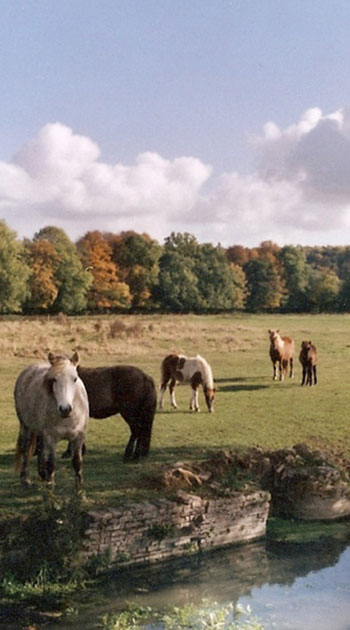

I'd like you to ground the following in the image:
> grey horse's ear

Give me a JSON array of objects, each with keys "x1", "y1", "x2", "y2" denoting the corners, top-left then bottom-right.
[
  {"x1": 71, "y1": 351, "x2": 80, "y2": 366},
  {"x1": 48, "y1": 352, "x2": 55, "y2": 364}
]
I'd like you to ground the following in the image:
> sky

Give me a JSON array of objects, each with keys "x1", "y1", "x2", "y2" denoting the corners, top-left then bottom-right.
[{"x1": 2, "y1": 0, "x2": 350, "y2": 247}]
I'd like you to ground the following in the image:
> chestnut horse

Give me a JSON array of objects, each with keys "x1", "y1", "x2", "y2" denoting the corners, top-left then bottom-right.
[
  {"x1": 299, "y1": 340, "x2": 318, "y2": 386},
  {"x1": 63, "y1": 364, "x2": 157, "y2": 461},
  {"x1": 159, "y1": 353, "x2": 215, "y2": 413},
  {"x1": 268, "y1": 329, "x2": 294, "y2": 381},
  {"x1": 14, "y1": 352, "x2": 89, "y2": 488}
]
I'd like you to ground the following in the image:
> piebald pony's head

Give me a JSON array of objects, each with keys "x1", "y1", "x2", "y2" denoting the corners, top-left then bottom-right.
[{"x1": 196, "y1": 354, "x2": 216, "y2": 412}]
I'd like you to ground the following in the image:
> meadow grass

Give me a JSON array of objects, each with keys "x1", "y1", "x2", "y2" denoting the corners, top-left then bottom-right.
[{"x1": 1, "y1": 312, "x2": 350, "y2": 519}]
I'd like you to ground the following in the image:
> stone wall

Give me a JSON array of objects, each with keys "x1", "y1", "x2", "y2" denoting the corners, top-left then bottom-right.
[{"x1": 82, "y1": 489, "x2": 270, "y2": 568}]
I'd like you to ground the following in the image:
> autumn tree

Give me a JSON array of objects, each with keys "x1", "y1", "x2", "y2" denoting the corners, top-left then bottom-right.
[
  {"x1": 226, "y1": 244, "x2": 251, "y2": 267},
  {"x1": 229, "y1": 263, "x2": 247, "y2": 309},
  {"x1": 34, "y1": 226, "x2": 91, "y2": 313},
  {"x1": 257, "y1": 240, "x2": 281, "y2": 264},
  {"x1": 77, "y1": 231, "x2": 131, "y2": 311},
  {"x1": 106, "y1": 231, "x2": 161, "y2": 310},
  {"x1": 23, "y1": 239, "x2": 60, "y2": 311},
  {"x1": 0, "y1": 221, "x2": 30, "y2": 313}
]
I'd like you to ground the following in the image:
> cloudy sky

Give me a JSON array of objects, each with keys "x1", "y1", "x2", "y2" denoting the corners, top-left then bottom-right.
[{"x1": 2, "y1": 0, "x2": 350, "y2": 247}]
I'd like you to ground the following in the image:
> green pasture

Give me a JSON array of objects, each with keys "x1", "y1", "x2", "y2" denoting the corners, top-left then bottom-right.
[{"x1": 1, "y1": 312, "x2": 350, "y2": 520}]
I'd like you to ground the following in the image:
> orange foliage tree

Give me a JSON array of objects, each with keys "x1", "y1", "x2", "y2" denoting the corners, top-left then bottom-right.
[
  {"x1": 24, "y1": 239, "x2": 60, "y2": 311},
  {"x1": 77, "y1": 231, "x2": 131, "y2": 311},
  {"x1": 106, "y1": 231, "x2": 161, "y2": 310}
]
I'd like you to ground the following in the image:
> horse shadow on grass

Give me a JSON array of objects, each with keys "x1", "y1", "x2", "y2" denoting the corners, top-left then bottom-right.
[
  {"x1": 215, "y1": 376, "x2": 299, "y2": 392},
  {"x1": 216, "y1": 377, "x2": 269, "y2": 393},
  {"x1": 0, "y1": 441, "x2": 242, "y2": 511}
]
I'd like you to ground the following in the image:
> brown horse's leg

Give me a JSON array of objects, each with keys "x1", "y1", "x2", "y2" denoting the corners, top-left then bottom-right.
[
  {"x1": 279, "y1": 360, "x2": 284, "y2": 381},
  {"x1": 307, "y1": 364, "x2": 312, "y2": 386},
  {"x1": 62, "y1": 441, "x2": 86, "y2": 458},
  {"x1": 124, "y1": 430, "x2": 137, "y2": 461},
  {"x1": 19, "y1": 431, "x2": 31, "y2": 487},
  {"x1": 41, "y1": 438, "x2": 56, "y2": 485},
  {"x1": 313, "y1": 365, "x2": 317, "y2": 385},
  {"x1": 169, "y1": 378, "x2": 178, "y2": 408},
  {"x1": 16, "y1": 426, "x2": 36, "y2": 487},
  {"x1": 71, "y1": 439, "x2": 84, "y2": 488},
  {"x1": 301, "y1": 365, "x2": 306, "y2": 385},
  {"x1": 272, "y1": 361, "x2": 277, "y2": 380},
  {"x1": 45, "y1": 452, "x2": 55, "y2": 485},
  {"x1": 189, "y1": 386, "x2": 200, "y2": 412},
  {"x1": 36, "y1": 435, "x2": 46, "y2": 481},
  {"x1": 62, "y1": 442, "x2": 72, "y2": 458},
  {"x1": 159, "y1": 379, "x2": 168, "y2": 409},
  {"x1": 289, "y1": 357, "x2": 294, "y2": 378}
]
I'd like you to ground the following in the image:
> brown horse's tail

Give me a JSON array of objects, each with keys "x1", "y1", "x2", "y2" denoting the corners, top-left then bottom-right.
[{"x1": 14, "y1": 431, "x2": 37, "y2": 473}]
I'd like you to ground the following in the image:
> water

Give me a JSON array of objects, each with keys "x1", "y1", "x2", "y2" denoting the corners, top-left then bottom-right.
[
  {"x1": 3, "y1": 535, "x2": 350, "y2": 629},
  {"x1": 71, "y1": 535, "x2": 350, "y2": 630},
  {"x1": 239, "y1": 546, "x2": 350, "y2": 629}
]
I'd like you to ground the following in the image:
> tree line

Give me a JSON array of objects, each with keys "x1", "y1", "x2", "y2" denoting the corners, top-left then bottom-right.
[{"x1": 1, "y1": 219, "x2": 350, "y2": 314}]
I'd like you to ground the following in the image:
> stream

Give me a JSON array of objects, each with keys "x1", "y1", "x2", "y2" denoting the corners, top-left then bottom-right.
[{"x1": 64, "y1": 534, "x2": 350, "y2": 630}]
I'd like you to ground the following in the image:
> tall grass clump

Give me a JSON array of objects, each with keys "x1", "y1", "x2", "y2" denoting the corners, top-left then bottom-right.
[{"x1": 0, "y1": 487, "x2": 87, "y2": 610}]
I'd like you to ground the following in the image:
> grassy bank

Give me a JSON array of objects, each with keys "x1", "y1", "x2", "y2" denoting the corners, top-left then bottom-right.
[{"x1": 1, "y1": 312, "x2": 350, "y2": 519}]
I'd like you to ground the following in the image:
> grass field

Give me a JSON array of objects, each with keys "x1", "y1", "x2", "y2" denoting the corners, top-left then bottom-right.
[{"x1": 1, "y1": 312, "x2": 350, "y2": 520}]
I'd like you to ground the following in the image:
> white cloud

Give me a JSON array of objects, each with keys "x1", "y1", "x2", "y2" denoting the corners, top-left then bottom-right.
[
  {"x1": 2, "y1": 110, "x2": 350, "y2": 246},
  {"x1": 0, "y1": 122, "x2": 212, "y2": 240}
]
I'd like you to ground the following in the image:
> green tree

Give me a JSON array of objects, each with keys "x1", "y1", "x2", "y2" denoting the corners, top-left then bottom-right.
[
  {"x1": 156, "y1": 233, "x2": 246, "y2": 312},
  {"x1": 34, "y1": 226, "x2": 91, "y2": 313},
  {"x1": 279, "y1": 245, "x2": 311, "y2": 312},
  {"x1": 163, "y1": 231, "x2": 201, "y2": 257},
  {"x1": 307, "y1": 268, "x2": 341, "y2": 312},
  {"x1": 245, "y1": 258, "x2": 284, "y2": 312},
  {"x1": 0, "y1": 221, "x2": 30, "y2": 313},
  {"x1": 195, "y1": 244, "x2": 246, "y2": 311},
  {"x1": 156, "y1": 249, "x2": 201, "y2": 312},
  {"x1": 338, "y1": 275, "x2": 350, "y2": 311}
]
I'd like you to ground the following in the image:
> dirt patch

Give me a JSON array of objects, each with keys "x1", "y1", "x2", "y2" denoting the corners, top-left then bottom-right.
[{"x1": 143, "y1": 443, "x2": 350, "y2": 521}]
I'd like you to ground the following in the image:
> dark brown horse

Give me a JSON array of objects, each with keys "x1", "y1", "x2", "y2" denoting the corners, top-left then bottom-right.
[
  {"x1": 299, "y1": 341, "x2": 318, "y2": 386},
  {"x1": 63, "y1": 364, "x2": 156, "y2": 461},
  {"x1": 268, "y1": 329, "x2": 294, "y2": 381}
]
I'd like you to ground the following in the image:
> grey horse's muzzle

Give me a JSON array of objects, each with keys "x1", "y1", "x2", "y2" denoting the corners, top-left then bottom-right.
[{"x1": 59, "y1": 404, "x2": 72, "y2": 418}]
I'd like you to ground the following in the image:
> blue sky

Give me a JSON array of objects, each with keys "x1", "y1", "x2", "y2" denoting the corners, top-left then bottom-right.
[{"x1": 2, "y1": 0, "x2": 350, "y2": 246}]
